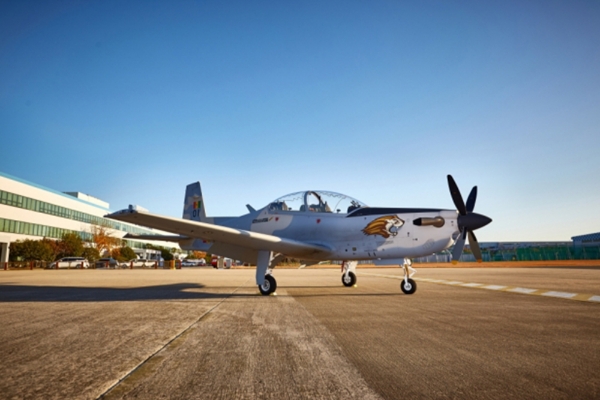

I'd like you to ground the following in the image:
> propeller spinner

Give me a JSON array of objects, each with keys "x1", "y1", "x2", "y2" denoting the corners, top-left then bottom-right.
[{"x1": 447, "y1": 175, "x2": 492, "y2": 263}]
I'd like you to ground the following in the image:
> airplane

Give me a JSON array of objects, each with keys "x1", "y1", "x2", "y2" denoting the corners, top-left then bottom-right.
[{"x1": 105, "y1": 175, "x2": 492, "y2": 296}]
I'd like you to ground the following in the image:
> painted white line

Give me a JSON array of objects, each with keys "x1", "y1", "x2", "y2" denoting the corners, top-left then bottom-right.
[
  {"x1": 509, "y1": 287, "x2": 537, "y2": 294},
  {"x1": 541, "y1": 291, "x2": 577, "y2": 299},
  {"x1": 358, "y1": 272, "x2": 600, "y2": 303},
  {"x1": 461, "y1": 283, "x2": 483, "y2": 287},
  {"x1": 482, "y1": 285, "x2": 507, "y2": 290}
]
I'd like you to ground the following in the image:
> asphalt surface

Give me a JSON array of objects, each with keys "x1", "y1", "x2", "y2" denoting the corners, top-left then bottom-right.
[{"x1": 0, "y1": 267, "x2": 598, "y2": 399}]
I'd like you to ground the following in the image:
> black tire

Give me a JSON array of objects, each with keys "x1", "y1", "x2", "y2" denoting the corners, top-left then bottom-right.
[
  {"x1": 400, "y1": 278, "x2": 417, "y2": 294},
  {"x1": 342, "y1": 271, "x2": 357, "y2": 287},
  {"x1": 258, "y1": 274, "x2": 277, "y2": 295}
]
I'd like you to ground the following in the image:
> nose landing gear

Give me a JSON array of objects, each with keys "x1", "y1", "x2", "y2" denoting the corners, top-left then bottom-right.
[
  {"x1": 400, "y1": 259, "x2": 417, "y2": 294},
  {"x1": 342, "y1": 271, "x2": 357, "y2": 287},
  {"x1": 341, "y1": 261, "x2": 358, "y2": 287}
]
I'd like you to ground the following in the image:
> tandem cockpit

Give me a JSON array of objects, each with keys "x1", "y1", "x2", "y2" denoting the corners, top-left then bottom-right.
[{"x1": 267, "y1": 190, "x2": 368, "y2": 215}]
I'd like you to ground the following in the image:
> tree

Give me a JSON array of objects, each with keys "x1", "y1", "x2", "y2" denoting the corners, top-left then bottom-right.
[
  {"x1": 9, "y1": 239, "x2": 54, "y2": 262},
  {"x1": 111, "y1": 246, "x2": 136, "y2": 262},
  {"x1": 145, "y1": 243, "x2": 174, "y2": 261},
  {"x1": 161, "y1": 248, "x2": 173, "y2": 261},
  {"x1": 82, "y1": 247, "x2": 100, "y2": 262},
  {"x1": 187, "y1": 251, "x2": 207, "y2": 260},
  {"x1": 90, "y1": 224, "x2": 121, "y2": 256},
  {"x1": 110, "y1": 247, "x2": 121, "y2": 261},
  {"x1": 42, "y1": 238, "x2": 60, "y2": 261},
  {"x1": 57, "y1": 232, "x2": 85, "y2": 259}
]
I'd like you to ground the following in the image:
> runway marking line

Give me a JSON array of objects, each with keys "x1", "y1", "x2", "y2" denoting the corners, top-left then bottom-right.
[
  {"x1": 359, "y1": 273, "x2": 600, "y2": 304},
  {"x1": 461, "y1": 282, "x2": 483, "y2": 287},
  {"x1": 96, "y1": 278, "x2": 251, "y2": 399}
]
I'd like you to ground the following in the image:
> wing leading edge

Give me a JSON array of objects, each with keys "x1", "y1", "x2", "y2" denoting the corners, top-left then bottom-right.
[{"x1": 105, "y1": 208, "x2": 331, "y2": 259}]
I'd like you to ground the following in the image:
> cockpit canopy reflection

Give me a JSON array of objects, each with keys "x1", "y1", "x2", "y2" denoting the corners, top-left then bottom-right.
[{"x1": 268, "y1": 190, "x2": 368, "y2": 214}]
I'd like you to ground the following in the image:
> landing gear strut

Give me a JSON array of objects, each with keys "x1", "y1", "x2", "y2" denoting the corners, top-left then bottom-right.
[{"x1": 400, "y1": 259, "x2": 417, "y2": 294}]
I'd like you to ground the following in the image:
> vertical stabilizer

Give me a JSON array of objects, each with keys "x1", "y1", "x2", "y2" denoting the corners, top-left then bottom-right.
[{"x1": 183, "y1": 182, "x2": 207, "y2": 222}]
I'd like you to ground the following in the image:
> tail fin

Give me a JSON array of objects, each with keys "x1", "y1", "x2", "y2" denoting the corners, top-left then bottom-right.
[{"x1": 183, "y1": 182, "x2": 207, "y2": 222}]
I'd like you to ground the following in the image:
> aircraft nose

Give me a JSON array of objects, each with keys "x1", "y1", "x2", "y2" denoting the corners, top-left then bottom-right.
[{"x1": 458, "y1": 213, "x2": 492, "y2": 231}]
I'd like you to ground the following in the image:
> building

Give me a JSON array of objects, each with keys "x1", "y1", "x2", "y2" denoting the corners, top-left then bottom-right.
[
  {"x1": 0, "y1": 171, "x2": 180, "y2": 263},
  {"x1": 572, "y1": 232, "x2": 600, "y2": 247}
]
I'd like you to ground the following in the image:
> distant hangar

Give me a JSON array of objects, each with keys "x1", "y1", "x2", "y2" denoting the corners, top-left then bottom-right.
[{"x1": 572, "y1": 232, "x2": 600, "y2": 247}]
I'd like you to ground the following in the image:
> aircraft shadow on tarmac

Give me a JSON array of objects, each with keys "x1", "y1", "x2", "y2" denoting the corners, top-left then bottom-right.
[
  {"x1": 0, "y1": 283, "x2": 404, "y2": 302},
  {"x1": 0, "y1": 283, "x2": 223, "y2": 302}
]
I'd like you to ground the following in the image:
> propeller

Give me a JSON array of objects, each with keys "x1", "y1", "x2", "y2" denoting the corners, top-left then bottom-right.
[{"x1": 447, "y1": 175, "x2": 492, "y2": 263}]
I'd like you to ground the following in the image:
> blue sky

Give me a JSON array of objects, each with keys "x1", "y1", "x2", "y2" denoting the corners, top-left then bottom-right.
[{"x1": 1, "y1": 0, "x2": 599, "y2": 242}]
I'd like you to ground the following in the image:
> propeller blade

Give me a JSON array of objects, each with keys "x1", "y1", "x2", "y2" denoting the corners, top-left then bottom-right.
[
  {"x1": 447, "y1": 175, "x2": 466, "y2": 215},
  {"x1": 465, "y1": 186, "x2": 477, "y2": 213},
  {"x1": 468, "y1": 230, "x2": 483, "y2": 263},
  {"x1": 451, "y1": 228, "x2": 467, "y2": 263}
]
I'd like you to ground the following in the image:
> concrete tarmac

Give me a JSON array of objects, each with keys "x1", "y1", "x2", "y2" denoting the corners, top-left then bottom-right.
[{"x1": 0, "y1": 267, "x2": 598, "y2": 399}]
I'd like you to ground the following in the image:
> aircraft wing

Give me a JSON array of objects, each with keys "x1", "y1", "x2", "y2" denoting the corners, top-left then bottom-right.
[
  {"x1": 106, "y1": 208, "x2": 331, "y2": 259},
  {"x1": 123, "y1": 233, "x2": 188, "y2": 242}
]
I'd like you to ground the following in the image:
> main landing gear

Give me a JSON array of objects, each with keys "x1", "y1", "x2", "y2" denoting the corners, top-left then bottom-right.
[
  {"x1": 256, "y1": 251, "x2": 285, "y2": 296},
  {"x1": 400, "y1": 259, "x2": 417, "y2": 294},
  {"x1": 259, "y1": 274, "x2": 277, "y2": 295}
]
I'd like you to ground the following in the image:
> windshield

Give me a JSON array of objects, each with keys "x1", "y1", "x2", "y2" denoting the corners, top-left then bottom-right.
[{"x1": 268, "y1": 191, "x2": 367, "y2": 214}]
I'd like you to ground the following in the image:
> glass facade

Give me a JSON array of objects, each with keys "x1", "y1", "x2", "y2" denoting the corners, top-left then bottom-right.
[
  {"x1": 0, "y1": 217, "x2": 146, "y2": 249},
  {"x1": 0, "y1": 189, "x2": 156, "y2": 235}
]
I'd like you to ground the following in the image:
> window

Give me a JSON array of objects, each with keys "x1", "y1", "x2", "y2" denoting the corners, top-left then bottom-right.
[{"x1": 0, "y1": 189, "x2": 159, "y2": 236}]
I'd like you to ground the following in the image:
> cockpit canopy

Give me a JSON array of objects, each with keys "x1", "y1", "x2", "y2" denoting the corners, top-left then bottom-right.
[{"x1": 268, "y1": 190, "x2": 368, "y2": 214}]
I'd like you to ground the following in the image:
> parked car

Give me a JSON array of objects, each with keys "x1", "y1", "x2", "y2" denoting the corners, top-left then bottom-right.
[
  {"x1": 210, "y1": 256, "x2": 232, "y2": 269},
  {"x1": 95, "y1": 258, "x2": 120, "y2": 268},
  {"x1": 48, "y1": 257, "x2": 90, "y2": 269},
  {"x1": 122, "y1": 258, "x2": 158, "y2": 268},
  {"x1": 182, "y1": 259, "x2": 207, "y2": 267}
]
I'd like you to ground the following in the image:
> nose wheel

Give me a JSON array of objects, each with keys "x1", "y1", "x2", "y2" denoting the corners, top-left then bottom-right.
[
  {"x1": 258, "y1": 274, "x2": 277, "y2": 296},
  {"x1": 400, "y1": 278, "x2": 417, "y2": 294},
  {"x1": 341, "y1": 261, "x2": 358, "y2": 287},
  {"x1": 342, "y1": 271, "x2": 356, "y2": 287}
]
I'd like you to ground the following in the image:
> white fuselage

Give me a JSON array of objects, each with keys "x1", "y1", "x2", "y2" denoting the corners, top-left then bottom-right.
[{"x1": 250, "y1": 208, "x2": 458, "y2": 261}]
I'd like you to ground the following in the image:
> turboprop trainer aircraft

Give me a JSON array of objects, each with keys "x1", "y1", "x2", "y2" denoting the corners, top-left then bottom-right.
[{"x1": 105, "y1": 175, "x2": 491, "y2": 296}]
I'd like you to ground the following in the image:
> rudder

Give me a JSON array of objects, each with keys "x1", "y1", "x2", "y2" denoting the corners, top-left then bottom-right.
[{"x1": 182, "y1": 182, "x2": 207, "y2": 222}]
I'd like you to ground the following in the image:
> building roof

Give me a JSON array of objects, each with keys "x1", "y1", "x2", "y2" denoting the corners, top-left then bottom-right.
[
  {"x1": 571, "y1": 232, "x2": 600, "y2": 242},
  {"x1": 0, "y1": 171, "x2": 110, "y2": 211}
]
